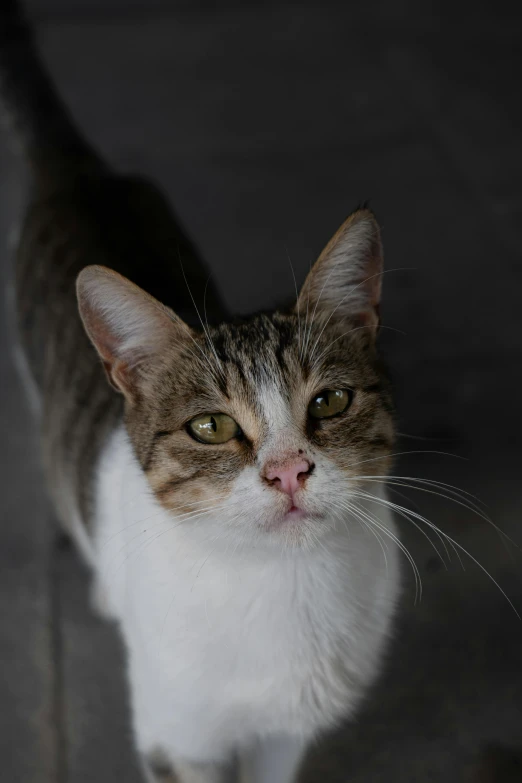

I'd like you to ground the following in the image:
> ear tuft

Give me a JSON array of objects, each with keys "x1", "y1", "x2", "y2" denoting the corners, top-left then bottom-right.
[{"x1": 296, "y1": 208, "x2": 383, "y2": 333}]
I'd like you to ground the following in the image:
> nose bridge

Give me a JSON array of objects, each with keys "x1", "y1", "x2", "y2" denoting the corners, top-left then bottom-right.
[
  {"x1": 256, "y1": 382, "x2": 307, "y2": 466},
  {"x1": 257, "y1": 383, "x2": 314, "y2": 475},
  {"x1": 264, "y1": 453, "x2": 309, "y2": 478},
  {"x1": 258, "y1": 426, "x2": 307, "y2": 470}
]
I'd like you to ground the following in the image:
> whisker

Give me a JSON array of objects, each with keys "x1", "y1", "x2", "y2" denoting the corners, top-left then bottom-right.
[
  {"x1": 310, "y1": 324, "x2": 404, "y2": 369},
  {"x1": 299, "y1": 258, "x2": 313, "y2": 364},
  {"x1": 351, "y1": 490, "x2": 452, "y2": 565},
  {"x1": 176, "y1": 245, "x2": 223, "y2": 378},
  {"x1": 99, "y1": 494, "x2": 230, "y2": 548},
  {"x1": 328, "y1": 496, "x2": 422, "y2": 603},
  {"x1": 306, "y1": 267, "x2": 412, "y2": 365},
  {"x1": 386, "y1": 484, "x2": 424, "y2": 513},
  {"x1": 336, "y1": 500, "x2": 390, "y2": 574},
  {"x1": 339, "y1": 450, "x2": 467, "y2": 471},
  {"x1": 342, "y1": 498, "x2": 423, "y2": 603},
  {"x1": 302, "y1": 264, "x2": 341, "y2": 360},
  {"x1": 103, "y1": 501, "x2": 240, "y2": 588},
  {"x1": 203, "y1": 274, "x2": 213, "y2": 344},
  {"x1": 352, "y1": 491, "x2": 520, "y2": 618},
  {"x1": 353, "y1": 475, "x2": 517, "y2": 548},
  {"x1": 396, "y1": 431, "x2": 457, "y2": 443},
  {"x1": 103, "y1": 504, "x2": 230, "y2": 573},
  {"x1": 354, "y1": 474, "x2": 487, "y2": 508},
  {"x1": 285, "y1": 247, "x2": 302, "y2": 357}
]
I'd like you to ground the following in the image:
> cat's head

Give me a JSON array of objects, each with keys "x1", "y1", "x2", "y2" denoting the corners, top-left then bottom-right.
[{"x1": 77, "y1": 208, "x2": 394, "y2": 548}]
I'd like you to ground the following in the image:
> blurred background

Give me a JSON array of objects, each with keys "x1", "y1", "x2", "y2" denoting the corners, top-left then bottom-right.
[{"x1": 1, "y1": 1, "x2": 522, "y2": 781}]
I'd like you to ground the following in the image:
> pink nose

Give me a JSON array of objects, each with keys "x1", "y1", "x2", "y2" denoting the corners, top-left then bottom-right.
[{"x1": 264, "y1": 459, "x2": 314, "y2": 499}]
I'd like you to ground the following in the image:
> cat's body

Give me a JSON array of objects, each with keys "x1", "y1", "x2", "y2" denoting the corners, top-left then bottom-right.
[
  {"x1": 1, "y1": 3, "x2": 400, "y2": 782},
  {"x1": 94, "y1": 427, "x2": 397, "y2": 780}
]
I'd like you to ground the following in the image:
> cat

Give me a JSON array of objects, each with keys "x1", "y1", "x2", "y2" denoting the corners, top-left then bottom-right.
[{"x1": 1, "y1": 2, "x2": 400, "y2": 782}]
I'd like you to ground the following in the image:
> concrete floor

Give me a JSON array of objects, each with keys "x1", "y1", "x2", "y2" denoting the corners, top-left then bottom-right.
[{"x1": 1, "y1": 1, "x2": 522, "y2": 781}]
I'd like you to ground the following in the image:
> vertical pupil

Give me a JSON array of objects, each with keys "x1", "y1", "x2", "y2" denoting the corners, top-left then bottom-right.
[
  {"x1": 210, "y1": 416, "x2": 217, "y2": 432},
  {"x1": 323, "y1": 391, "x2": 330, "y2": 408}
]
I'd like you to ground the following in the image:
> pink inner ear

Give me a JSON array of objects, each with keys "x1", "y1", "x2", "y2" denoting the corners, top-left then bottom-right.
[
  {"x1": 77, "y1": 265, "x2": 185, "y2": 404},
  {"x1": 103, "y1": 359, "x2": 129, "y2": 395},
  {"x1": 81, "y1": 300, "x2": 119, "y2": 365},
  {"x1": 80, "y1": 293, "x2": 148, "y2": 399}
]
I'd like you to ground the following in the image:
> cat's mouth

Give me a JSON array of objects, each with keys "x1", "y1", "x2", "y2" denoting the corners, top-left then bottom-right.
[
  {"x1": 259, "y1": 494, "x2": 326, "y2": 534},
  {"x1": 285, "y1": 505, "x2": 306, "y2": 521},
  {"x1": 279, "y1": 496, "x2": 324, "y2": 525}
]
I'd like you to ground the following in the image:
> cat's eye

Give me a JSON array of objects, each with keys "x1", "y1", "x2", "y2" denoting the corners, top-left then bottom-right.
[
  {"x1": 187, "y1": 413, "x2": 241, "y2": 444},
  {"x1": 308, "y1": 389, "x2": 351, "y2": 419}
]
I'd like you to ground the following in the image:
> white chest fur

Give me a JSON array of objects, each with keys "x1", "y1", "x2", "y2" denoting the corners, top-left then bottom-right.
[{"x1": 93, "y1": 426, "x2": 399, "y2": 769}]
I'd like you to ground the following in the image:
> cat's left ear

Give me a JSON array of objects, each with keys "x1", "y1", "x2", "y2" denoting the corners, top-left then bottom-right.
[{"x1": 296, "y1": 208, "x2": 383, "y2": 333}]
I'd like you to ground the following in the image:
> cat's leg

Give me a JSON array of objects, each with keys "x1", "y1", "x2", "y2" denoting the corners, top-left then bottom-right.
[
  {"x1": 134, "y1": 713, "x2": 230, "y2": 783},
  {"x1": 169, "y1": 759, "x2": 225, "y2": 783},
  {"x1": 129, "y1": 645, "x2": 231, "y2": 783},
  {"x1": 139, "y1": 755, "x2": 158, "y2": 783},
  {"x1": 141, "y1": 753, "x2": 226, "y2": 783},
  {"x1": 239, "y1": 735, "x2": 307, "y2": 783}
]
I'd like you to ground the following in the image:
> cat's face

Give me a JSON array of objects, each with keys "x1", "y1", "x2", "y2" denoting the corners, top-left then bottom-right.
[{"x1": 77, "y1": 209, "x2": 394, "y2": 547}]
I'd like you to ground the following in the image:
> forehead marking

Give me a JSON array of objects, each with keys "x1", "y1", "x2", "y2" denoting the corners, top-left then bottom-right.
[
  {"x1": 258, "y1": 382, "x2": 293, "y2": 432},
  {"x1": 255, "y1": 381, "x2": 309, "y2": 464}
]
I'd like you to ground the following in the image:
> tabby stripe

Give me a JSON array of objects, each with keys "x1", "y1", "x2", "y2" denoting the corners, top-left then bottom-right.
[
  {"x1": 142, "y1": 430, "x2": 174, "y2": 472},
  {"x1": 154, "y1": 470, "x2": 203, "y2": 500}
]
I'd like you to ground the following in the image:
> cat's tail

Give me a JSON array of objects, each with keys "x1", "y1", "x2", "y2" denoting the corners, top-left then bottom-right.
[{"x1": 0, "y1": 0, "x2": 104, "y2": 182}]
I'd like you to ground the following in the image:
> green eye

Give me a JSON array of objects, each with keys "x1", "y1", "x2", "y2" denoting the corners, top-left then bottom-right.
[
  {"x1": 187, "y1": 413, "x2": 241, "y2": 444},
  {"x1": 308, "y1": 389, "x2": 351, "y2": 419}
]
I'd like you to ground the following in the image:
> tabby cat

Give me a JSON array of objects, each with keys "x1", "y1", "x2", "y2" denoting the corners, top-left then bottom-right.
[{"x1": 1, "y1": 2, "x2": 400, "y2": 781}]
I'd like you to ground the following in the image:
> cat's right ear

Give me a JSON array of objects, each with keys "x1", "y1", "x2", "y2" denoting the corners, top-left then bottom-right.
[
  {"x1": 295, "y1": 208, "x2": 383, "y2": 335},
  {"x1": 76, "y1": 265, "x2": 191, "y2": 403}
]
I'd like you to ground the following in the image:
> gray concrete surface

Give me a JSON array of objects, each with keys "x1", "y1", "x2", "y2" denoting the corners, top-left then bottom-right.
[{"x1": 1, "y1": 2, "x2": 522, "y2": 781}]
